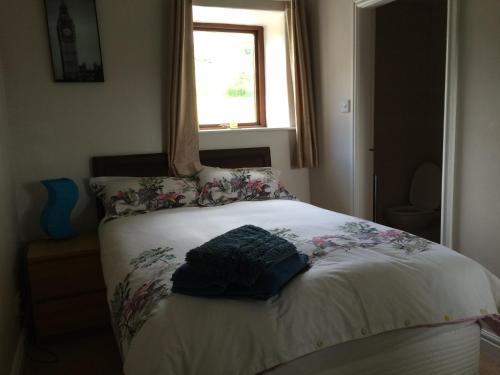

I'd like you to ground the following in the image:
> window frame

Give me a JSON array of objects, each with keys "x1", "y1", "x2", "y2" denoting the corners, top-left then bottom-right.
[{"x1": 193, "y1": 22, "x2": 267, "y2": 129}]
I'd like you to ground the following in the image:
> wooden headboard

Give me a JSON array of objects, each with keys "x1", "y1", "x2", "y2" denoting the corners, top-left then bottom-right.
[{"x1": 91, "y1": 147, "x2": 272, "y2": 218}]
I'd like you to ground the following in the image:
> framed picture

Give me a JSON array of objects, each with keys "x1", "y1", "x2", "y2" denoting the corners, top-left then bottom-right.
[{"x1": 44, "y1": 0, "x2": 104, "y2": 82}]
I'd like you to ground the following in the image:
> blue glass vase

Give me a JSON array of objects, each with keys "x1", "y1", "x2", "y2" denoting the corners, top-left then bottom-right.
[{"x1": 40, "y1": 178, "x2": 79, "y2": 240}]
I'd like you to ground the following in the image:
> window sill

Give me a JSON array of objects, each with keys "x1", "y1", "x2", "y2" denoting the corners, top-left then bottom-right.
[{"x1": 199, "y1": 126, "x2": 295, "y2": 134}]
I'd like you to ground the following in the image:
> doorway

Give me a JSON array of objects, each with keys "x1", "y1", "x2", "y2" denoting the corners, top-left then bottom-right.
[
  {"x1": 353, "y1": 0, "x2": 459, "y2": 246},
  {"x1": 373, "y1": 0, "x2": 447, "y2": 242}
]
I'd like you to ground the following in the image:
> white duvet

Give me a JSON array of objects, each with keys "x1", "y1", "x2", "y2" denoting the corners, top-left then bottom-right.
[{"x1": 98, "y1": 200, "x2": 500, "y2": 375}]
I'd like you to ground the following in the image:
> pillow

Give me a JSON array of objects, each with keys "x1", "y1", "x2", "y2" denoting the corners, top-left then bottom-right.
[
  {"x1": 275, "y1": 183, "x2": 297, "y2": 201},
  {"x1": 197, "y1": 166, "x2": 285, "y2": 206},
  {"x1": 89, "y1": 176, "x2": 135, "y2": 200},
  {"x1": 89, "y1": 176, "x2": 198, "y2": 218}
]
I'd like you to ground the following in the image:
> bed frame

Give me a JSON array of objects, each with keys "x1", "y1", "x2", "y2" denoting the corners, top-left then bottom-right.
[
  {"x1": 91, "y1": 147, "x2": 272, "y2": 218},
  {"x1": 91, "y1": 147, "x2": 271, "y2": 177}
]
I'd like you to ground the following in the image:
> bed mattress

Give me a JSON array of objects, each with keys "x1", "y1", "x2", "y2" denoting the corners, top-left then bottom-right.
[{"x1": 267, "y1": 321, "x2": 480, "y2": 375}]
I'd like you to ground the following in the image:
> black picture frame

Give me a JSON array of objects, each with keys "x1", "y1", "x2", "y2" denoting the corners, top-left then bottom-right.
[{"x1": 44, "y1": 0, "x2": 104, "y2": 83}]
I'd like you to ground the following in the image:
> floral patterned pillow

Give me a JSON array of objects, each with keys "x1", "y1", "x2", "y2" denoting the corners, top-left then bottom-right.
[
  {"x1": 90, "y1": 176, "x2": 199, "y2": 218},
  {"x1": 89, "y1": 176, "x2": 133, "y2": 201},
  {"x1": 275, "y1": 183, "x2": 297, "y2": 201},
  {"x1": 197, "y1": 166, "x2": 294, "y2": 206}
]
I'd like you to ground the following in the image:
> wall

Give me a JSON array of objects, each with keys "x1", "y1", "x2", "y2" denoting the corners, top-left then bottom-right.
[
  {"x1": 373, "y1": 0, "x2": 446, "y2": 230},
  {"x1": 454, "y1": 0, "x2": 500, "y2": 276},
  {"x1": 194, "y1": 0, "x2": 285, "y2": 11},
  {"x1": 0, "y1": 0, "x2": 309, "y2": 240},
  {"x1": 0, "y1": 49, "x2": 20, "y2": 375},
  {"x1": 306, "y1": 0, "x2": 354, "y2": 214}
]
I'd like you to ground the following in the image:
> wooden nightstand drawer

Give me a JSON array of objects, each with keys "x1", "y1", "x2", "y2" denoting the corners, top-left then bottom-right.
[
  {"x1": 26, "y1": 233, "x2": 110, "y2": 340},
  {"x1": 33, "y1": 291, "x2": 109, "y2": 339},
  {"x1": 29, "y1": 253, "x2": 105, "y2": 301}
]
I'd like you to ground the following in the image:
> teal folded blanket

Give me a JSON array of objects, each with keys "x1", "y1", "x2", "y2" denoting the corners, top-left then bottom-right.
[
  {"x1": 172, "y1": 253, "x2": 310, "y2": 300},
  {"x1": 185, "y1": 225, "x2": 298, "y2": 286}
]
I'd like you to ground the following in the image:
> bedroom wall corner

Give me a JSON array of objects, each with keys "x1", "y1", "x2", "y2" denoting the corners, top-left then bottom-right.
[
  {"x1": 0, "y1": 42, "x2": 22, "y2": 375},
  {"x1": 306, "y1": 0, "x2": 355, "y2": 214}
]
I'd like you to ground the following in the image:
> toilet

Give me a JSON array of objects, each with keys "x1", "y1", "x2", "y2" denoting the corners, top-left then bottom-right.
[{"x1": 385, "y1": 162, "x2": 441, "y2": 233}]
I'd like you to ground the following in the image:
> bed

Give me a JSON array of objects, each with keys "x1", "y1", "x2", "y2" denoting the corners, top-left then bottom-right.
[{"x1": 91, "y1": 147, "x2": 500, "y2": 375}]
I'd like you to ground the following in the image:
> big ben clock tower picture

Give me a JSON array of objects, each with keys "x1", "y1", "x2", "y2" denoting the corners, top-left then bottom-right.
[
  {"x1": 44, "y1": 0, "x2": 104, "y2": 82},
  {"x1": 56, "y1": 1, "x2": 79, "y2": 80}
]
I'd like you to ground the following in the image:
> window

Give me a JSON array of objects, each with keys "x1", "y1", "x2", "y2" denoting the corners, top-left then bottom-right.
[{"x1": 194, "y1": 23, "x2": 266, "y2": 129}]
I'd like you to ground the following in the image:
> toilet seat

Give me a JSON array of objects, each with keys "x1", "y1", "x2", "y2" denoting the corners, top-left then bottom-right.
[{"x1": 385, "y1": 162, "x2": 442, "y2": 233}]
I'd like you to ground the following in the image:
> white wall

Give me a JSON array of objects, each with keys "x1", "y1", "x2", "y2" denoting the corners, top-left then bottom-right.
[
  {"x1": 0, "y1": 0, "x2": 309, "y2": 240},
  {"x1": 0, "y1": 49, "x2": 20, "y2": 375},
  {"x1": 453, "y1": 0, "x2": 500, "y2": 276},
  {"x1": 306, "y1": 0, "x2": 354, "y2": 214},
  {"x1": 194, "y1": 0, "x2": 285, "y2": 11}
]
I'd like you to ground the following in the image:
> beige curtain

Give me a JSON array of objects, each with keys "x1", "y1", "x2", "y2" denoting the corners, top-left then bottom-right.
[
  {"x1": 286, "y1": 0, "x2": 319, "y2": 168},
  {"x1": 166, "y1": 0, "x2": 202, "y2": 176}
]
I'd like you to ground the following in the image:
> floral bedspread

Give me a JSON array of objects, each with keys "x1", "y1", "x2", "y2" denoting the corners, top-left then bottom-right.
[{"x1": 98, "y1": 200, "x2": 500, "y2": 375}]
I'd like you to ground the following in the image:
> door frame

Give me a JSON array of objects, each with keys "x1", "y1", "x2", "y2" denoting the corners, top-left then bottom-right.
[{"x1": 352, "y1": 0, "x2": 460, "y2": 247}]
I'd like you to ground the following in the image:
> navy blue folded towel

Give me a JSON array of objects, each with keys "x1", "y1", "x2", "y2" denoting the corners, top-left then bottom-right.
[
  {"x1": 172, "y1": 253, "x2": 310, "y2": 300},
  {"x1": 185, "y1": 225, "x2": 298, "y2": 286}
]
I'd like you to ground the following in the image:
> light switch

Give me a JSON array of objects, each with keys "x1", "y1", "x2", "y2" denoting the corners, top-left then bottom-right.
[{"x1": 340, "y1": 99, "x2": 351, "y2": 113}]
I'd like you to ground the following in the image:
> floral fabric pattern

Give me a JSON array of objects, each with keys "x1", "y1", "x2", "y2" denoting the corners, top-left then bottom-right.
[
  {"x1": 111, "y1": 220, "x2": 430, "y2": 356},
  {"x1": 309, "y1": 222, "x2": 431, "y2": 259},
  {"x1": 101, "y1": 200, "x2": 500, "y2": 375},
  {"x1": 110, "y1": 247, "x2": 180, "y2": 356},
  {"x1": 270, "y1": 221, "x2": 431, "y2": 263},
  {"x1": 90, "y1": 176, "x2": 133, "y2": 200},
  {"x1": 90, "y1": 177, "x2": 199, "y2": 219},
  {"x1": 197, "y1": 166, "x2": 284, "y2": 206},
  {"x1": 274, "y1": 183, "x2": 297, "y2": 200}
]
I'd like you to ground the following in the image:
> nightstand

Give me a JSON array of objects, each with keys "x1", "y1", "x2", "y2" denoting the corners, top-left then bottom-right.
[{"x1": 27, "y1": 233, "x2": 109, "y2": 341}]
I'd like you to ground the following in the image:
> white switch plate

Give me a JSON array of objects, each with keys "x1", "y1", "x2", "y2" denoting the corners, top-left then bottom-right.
[{"x1": 340, "y1": 99, "x2": 351, "y2": 113}]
